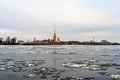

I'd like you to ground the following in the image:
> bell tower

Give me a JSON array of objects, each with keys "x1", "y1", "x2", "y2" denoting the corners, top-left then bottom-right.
[{"x1": 53, "y1": 23, "x2": 57, "y2": 42}]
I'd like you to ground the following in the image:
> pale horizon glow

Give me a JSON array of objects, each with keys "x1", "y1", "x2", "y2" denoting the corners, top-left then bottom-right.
[{"x1": 0, "y1": 0, "x2": 120, "y2": 42}]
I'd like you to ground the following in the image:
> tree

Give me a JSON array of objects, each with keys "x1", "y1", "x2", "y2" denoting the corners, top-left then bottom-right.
[
  {"x1": 0, "y1": 38, "x2": 3, "y2": 44},
  {"x1": 11, "y1": 37, "x2": 17, "y2": 44},
  {"x1": 6, "y1": 36, "x2": 10, "y2": 44}
]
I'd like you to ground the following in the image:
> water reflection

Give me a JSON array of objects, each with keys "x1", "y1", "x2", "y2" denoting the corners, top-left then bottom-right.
[{"x1": 53, "y1": 48, "x2": 57, "y2": 68}]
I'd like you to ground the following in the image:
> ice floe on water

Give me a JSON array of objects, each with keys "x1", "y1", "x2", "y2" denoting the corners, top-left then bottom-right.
[
  {"x1": 0, "y1": 59, "x2": 45, "y2": 72},
  {"x1": 23, "y1": 67, "x2": 65, "y2": 79},
  {"x1": 61, "y1": 59, "x2": 108, "y2": 71},
  {"x1": 0, "y1": 45, "x2": 120, "y2": 80}
]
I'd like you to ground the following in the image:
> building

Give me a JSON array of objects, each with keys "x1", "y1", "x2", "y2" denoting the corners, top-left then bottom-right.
[
  {"x1": 53, "y1": 23, "x2": 57, "y2": 42},
  {"x1": 53, "y1": 23, "x2": 61, "y2": 42},
  {"x1": 18, "y1": 40, "x2": 24, "y2": 45},
  {"x1": 101, "y1": 40, "x2": 111, "y2": 45}
]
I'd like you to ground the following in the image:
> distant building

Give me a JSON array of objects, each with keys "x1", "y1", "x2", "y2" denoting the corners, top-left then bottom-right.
[
  {"x1": 5, "y1": 36, "x2": 11, "y2": 44},
  {"x1": 53, "y1": 23, "x2": 57, "y2": 42},
  {"x1": 101, "y1": 40, "x2": 111, "y2": 45},
  {"x1": 11, "y1": 37, "x2": 17, "y2": 44},
  {"x1": 57, "y1": 37, "x2": 60, "y2": 42},
  {"x1": 18, "y1": 40, "x2": 24, "y2": 45},
  {"x1": 34, "y1": 37, "x2": 36, "y2": 42},
  {"x1": 52, "y1": 23, "x2": 61, "y2": 42}
]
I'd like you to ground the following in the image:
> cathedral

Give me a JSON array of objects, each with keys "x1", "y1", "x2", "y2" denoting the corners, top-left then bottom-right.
[{"x1": 53, "y1": 23, "x2": 60, "y2": 42}]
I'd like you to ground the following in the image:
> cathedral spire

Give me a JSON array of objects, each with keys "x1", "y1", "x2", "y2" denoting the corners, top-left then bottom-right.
[
  {"x1": 54, "y1": 23, "x2": 56, "y2": 34},
  {"x1": 53, "y1": 23, "x2": 57, "y2": 42}
]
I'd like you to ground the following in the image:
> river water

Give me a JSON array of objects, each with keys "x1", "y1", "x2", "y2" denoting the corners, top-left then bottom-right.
[{"x1": 0, "y1": 45, "x2": 120, "y2": 80}]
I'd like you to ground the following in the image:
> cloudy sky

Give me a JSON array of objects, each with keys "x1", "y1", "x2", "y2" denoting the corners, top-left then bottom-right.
[{"x1": 0, "y1": 0, "x2": 120, "y2": 42}]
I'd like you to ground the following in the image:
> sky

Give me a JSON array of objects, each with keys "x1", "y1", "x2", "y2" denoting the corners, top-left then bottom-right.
[{"x1": 0, "y1": 0, "x2": 120, "y2": 42}]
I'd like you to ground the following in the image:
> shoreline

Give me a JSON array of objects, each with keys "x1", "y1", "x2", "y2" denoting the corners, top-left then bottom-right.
[{"x1": 0, "y1": 44, "x2": 120, "y2": 45}]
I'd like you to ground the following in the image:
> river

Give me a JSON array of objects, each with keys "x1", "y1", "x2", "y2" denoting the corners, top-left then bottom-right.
[{"x1": 0, "y1": 45, "x2": 120, "y2": 80}]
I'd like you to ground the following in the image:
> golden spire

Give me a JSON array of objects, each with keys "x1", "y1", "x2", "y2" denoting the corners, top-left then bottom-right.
[
  {"x1": 53, "y1": 23, "x2": 57, "y2": 42},
  {"x1": 54, "y1": 23, "x2": 56, "y2": 34}
]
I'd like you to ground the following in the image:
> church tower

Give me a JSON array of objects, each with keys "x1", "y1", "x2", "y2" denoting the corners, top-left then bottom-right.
[{"x1": 53, "y1": 23, "x2": 57, "y2": 42}]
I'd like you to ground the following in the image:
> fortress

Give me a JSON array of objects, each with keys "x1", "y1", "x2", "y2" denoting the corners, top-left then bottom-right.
[{"x1": 22, "y1": 24, "x2": 64, "y2": 45}]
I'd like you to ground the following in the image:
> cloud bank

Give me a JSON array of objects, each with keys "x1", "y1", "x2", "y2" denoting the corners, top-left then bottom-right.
[{"x1": 0, "y1": 0, "x2": 120, "y2": 42}]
